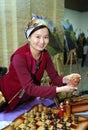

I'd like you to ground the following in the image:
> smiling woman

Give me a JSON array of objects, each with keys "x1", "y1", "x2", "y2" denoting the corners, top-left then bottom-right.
[
  {"x1": 0, "y1": 0, "x2": 65, "y2": 67},
  {"x1": 0, "y1": 16, "x2": 81, "y2": 112},
  {"x1": 28, "y1": 28, "x2": 49, "y2": 56}
]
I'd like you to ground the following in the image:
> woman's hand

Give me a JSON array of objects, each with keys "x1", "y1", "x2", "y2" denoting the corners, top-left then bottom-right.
[
  {"x1": 63, "y1": 73, "x2": 81, "y2": 87},
  {"x1": 56, "y1": 85, "x2": 77, "y2": 93}
]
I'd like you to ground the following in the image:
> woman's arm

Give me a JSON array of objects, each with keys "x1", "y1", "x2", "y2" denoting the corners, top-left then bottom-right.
[
  {"x1": 45, "y1": 53, "x2": 64, "y2": 86},
  {"x1": 45, "y1": 52, "x2": 81, "y2": 88}
]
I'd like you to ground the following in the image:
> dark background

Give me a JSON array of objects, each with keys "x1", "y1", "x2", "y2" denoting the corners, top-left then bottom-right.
[{"x1": 65, "y1": 0, "x2": 88, "y2": 12}]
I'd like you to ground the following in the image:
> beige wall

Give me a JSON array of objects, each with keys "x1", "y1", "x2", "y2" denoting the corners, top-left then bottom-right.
[{"x1": 0, "y1": 0, "x2": 64, "y2": 67}]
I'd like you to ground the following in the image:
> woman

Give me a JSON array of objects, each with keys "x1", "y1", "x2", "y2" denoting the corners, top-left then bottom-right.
[{"x1": 0, "y1": 18, "x2": 81, "y2": 112}]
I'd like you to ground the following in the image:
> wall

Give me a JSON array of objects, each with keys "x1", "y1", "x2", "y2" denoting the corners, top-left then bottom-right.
[
  {"x1": 64, "y1": 8, "x2": 88, "y2": 38},
  {"x1": 0, "y1": 0, "x2": 64, "y2": 67}
]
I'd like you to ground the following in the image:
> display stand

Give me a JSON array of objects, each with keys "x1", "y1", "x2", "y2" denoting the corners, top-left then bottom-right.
[{"x1": 64, "y1": 49, "x2": 80, "y2": 74}]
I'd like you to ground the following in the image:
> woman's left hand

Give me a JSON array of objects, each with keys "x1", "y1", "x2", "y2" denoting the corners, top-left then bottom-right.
[{"x1": 63, "y1": 73, "x2": 81, "y2": 87}]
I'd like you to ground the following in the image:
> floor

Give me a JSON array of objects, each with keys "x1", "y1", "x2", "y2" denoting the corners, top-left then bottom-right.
[{"x1": 65, "y1": 58, "x2": 88, "y2": 93}]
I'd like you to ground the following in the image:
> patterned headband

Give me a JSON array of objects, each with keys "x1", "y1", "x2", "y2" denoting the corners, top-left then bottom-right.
[{"x1": 24, "y1": 19, "x2": 48, "y2": 38}]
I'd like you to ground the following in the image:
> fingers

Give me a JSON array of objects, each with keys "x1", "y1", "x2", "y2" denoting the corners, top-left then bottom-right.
[
  {"x1": 63, "y1": 73, "x2": 81, "y2": 82},
  {"x1": 63, "y1": 73, "x2": 81, "y2": 87},
  {"x1": 68, "y1": 86, "x2": 78, "y2": 92},
  {"x1": 63, "y1": 85, "x2": 77, "y2": 92},
  {"x1": 68, "y1": 73, "x2": 81, "y2": 87},
  {"x1": 70, "y1": 73, "x2": 81, "y2": 80},
  {"x1": 56, "y1": 85, "x2": 78, "y2": 93}
]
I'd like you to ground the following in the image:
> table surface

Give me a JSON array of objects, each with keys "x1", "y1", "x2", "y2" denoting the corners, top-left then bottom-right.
[
  {"x1": 0, "y1": 97, "x2": 54, "y2": 129},
  {"x1": 0, "y1": 96, "x2": 88, "y2": 129}
]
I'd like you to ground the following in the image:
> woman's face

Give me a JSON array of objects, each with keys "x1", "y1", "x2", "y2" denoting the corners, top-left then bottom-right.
[{"x1": 28, "y1": 27, "x2": 49, "y2": 52}]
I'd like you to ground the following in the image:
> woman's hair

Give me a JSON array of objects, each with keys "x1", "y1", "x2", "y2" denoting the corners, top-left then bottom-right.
[{"x1": 29, "y1": 25, "x2": 50, "y2": 36}]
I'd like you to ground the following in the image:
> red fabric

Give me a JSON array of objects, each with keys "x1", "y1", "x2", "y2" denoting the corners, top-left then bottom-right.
[{"x1": 0, "y1": 43, "x2": 63, "y2": 111}]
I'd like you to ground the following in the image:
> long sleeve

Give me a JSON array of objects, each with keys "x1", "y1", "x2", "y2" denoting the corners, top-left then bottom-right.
[
  {"x1": 12, "y1": 54, "x2": 56, "y2": 98},
  {"x1": 45, "y1": 53, "x2": 63, "y2": 87}
]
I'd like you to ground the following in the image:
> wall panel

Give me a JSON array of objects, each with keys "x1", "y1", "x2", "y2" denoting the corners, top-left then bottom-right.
[{"x1": 0, "y1": 0, "x2": 64, "y2": 67}]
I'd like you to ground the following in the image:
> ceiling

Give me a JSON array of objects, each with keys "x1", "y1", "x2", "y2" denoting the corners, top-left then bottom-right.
[{"x1": 65, "y1": 0, "x2": 88, "y2": 12}]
